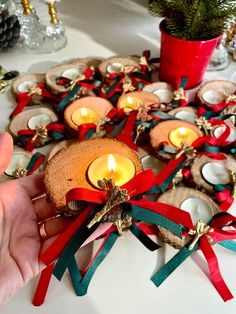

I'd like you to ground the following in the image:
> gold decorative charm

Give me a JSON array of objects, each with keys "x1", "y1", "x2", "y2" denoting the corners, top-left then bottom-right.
[
  {"x1": 224, "y1": 93, "x2": 236, "y2": 104},
  {"x1": 115, "y1": 215, "x2": 132, "y2": 236},
  {"x1": 120, "y1": 65, "x2": 135, "y2": 74},
  {"x1": 31, "y1": 125, "x2": 48, "y2": 142},
  {"x1": 136, "y1": 103, "x2": 151, "y2": 122},
  {"x1": 134, "y1": 125, "x2": 145, "y2": 144},
  {"x1": 140, "y1": 56, "x2": 151, "y2": 71},
  {"x1": 222, "y1": 105, "x2": 236, "y2": 116},
  {"x1": 12, "y1": 167, "x2": 28, "y2": 179},
  {"x1": 27, "y1": 85, "x2": 42, "y2": 96},
  {"x1": 96, "y1": 116, "x2": 110, "y2": 134},
  {"x1": 188, "y1": 220, "x2": 214, "y2": 250},
  {"x1": 70, "y1": 74, "x2": 86, "y2": 90},
  {"x1": 175, "y1": 143, "x2": 196, "y2": 161},
  {"x1": 122, "y1": 76, "x2": 135, "y2": 94},
  {"x1": 48, "y1": 1, "x2": 59, "y2": 25},
  {"x1": 172, "y1": 169, "x2": 183, "y2": 189},
  {"x1": 87, "y1": 178, "x2": 130, "y2": 233},
  {"x1": 195, "y1": 117, "x2": 213, "y2": 136},
  {"x1": 173, "y1": 88, "x2": 188, "y2": 101},
  {"x1": 229, "y1": 170, "x2": 236, "y2": 198}
]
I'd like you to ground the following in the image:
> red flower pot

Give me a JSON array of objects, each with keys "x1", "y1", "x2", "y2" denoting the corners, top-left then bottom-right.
[{"x1": 159, "y1": 20, "x2": 222, "y2": 89}]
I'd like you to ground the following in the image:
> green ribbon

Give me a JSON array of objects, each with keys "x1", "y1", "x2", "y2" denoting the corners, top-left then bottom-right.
[
  {"x1": 128, "y1": 204, "x2": 183, "y2": 238},
  {"x1": 218, "y1": 241, "x2": 236, "y2": 252},
  {"x1": 53, "y1": 222, "x2": 99, "y2": 281},
  {"x1": 109, "y1": 117, "x2": 128, "y2": 137},
  {"x1": 129, "y1": 224, "x2": 160, "y2": 251},
  {"x1": 26, "y1": 152, "x2": 44, "y2": 172},
  {"x1": 151, "y1": 245, "x2": 197, "y2": 287},
  {"x1": 68, "y1": 232, "x2": 118, "y2": 296},
  {"x1": 57, "y1": 85, "x2": 81, "y2": 111}
]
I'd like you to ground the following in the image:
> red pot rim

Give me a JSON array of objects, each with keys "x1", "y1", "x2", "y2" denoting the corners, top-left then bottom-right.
[{"x1": 159, "y1": 19, "x2": 222, "y2": 43}]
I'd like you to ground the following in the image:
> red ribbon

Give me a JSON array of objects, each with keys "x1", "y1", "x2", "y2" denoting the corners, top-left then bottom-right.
[
  {"x1": 17, "y1": 123, "x2": 65, "y2": 152},
  {"x1": 196, "y1": 214, "x2": 236, "y2": 301},
  {"x1": 116, "y1": 110, "x2": 138, "y2": 151},
  {"x1": 11, "y1": 84, "x2": 59, "y2": 118},
  {"x1": 215, "y1": 189, "x2": 234, "y2": 212}
]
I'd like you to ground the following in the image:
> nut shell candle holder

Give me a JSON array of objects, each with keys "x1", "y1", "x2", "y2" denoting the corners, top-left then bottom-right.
[
  {"x1": 191, "y1": 155, "x2": 236, "y2": 193},
  {"x1": 157, "y1": 187, "x2": 220, "y2": 249},
  {"x1": 12, "y1": 73, "x2": 46, "y2": 96},
  {"x1": 98, "y1": 56, "x2": 140, "y2": 77},
  {"x1": 117, "y1": 91, "x2": 160, "y2": 113},
  {"x1": 64, "y1": 96, "x2": 113, "y2": 136},
  {"x1": 143, "y1": 82, "x2": 174, "y2": 105},
  {"x1": 150, "y1": 120, "x2": 203, "y2": 159},
  {"x1": 44, "y1": 138, "x2": 143, "y2": 214},
  {"x1": 196, "y1": 80, "x2": 236, "y2": 107},
  {"x1": 46, "y1": 64, "x2": 87, "y2": 94}
]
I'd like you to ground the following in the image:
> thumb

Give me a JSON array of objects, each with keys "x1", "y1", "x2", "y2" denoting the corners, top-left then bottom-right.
[{"x1": 0, "y1": 132, "x2": 13, "y2": 175}]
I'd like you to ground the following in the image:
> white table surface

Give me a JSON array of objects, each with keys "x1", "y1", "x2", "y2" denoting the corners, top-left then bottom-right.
[{"x1": 1, "y1": 1, "x2": 236, "y2": 313}]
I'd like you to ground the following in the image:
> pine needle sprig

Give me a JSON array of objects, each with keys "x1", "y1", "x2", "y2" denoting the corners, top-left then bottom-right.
[{"x1": 149, "y1": 0, "x2": 236, "y2": 40}]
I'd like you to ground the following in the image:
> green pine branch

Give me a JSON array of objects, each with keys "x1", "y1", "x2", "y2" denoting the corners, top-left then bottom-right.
[{"x1": 148, "y1": 0, "x2": 236, "y2": 40}]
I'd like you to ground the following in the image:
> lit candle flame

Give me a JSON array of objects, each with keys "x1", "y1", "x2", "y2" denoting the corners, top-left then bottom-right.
[
  {"x1": 127, "y1": 96, "x2": 134, "y2": 104},
  {"x1": 179, "y1": 127, "x2": 187, "y2": 137},
  {"x1": 108, "y1": 154, "x2": 116, "y2": 173},
  {"x1": 81, "y1": 107, "x2": 88, "y2": 117}
]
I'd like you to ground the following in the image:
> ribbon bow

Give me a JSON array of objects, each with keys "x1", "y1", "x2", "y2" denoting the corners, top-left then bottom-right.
[
  {"x1": 8, "y1": 152, "x2": 45, "y2": 179},
  {"x1": 152, "y1": 212, "x2": 236, "y2": 302},
  {"x1": 188, "y1": 220, "x2": 214, "y2": 250},
  {"x1": 17, "y1": 123, "x2": 65, "y2": 151},
  {"x1": 32, "y1": 169, "x2": 193, "y2": 306},
  {"x1": 173, "y1": 87, "x2": 187, "y2": 101},
  {"x1": 11, "y1": 83, "x2": 59, "y2": 118}
]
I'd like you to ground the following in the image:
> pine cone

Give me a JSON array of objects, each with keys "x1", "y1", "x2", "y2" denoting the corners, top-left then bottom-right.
[{"x1": 0, "y1": 10, "x2": 20, "y2": 52}]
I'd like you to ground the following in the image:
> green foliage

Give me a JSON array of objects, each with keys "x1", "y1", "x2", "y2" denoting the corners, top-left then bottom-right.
[{"x1": 149, "y1": 0, "x2": 236, "y2": 40}]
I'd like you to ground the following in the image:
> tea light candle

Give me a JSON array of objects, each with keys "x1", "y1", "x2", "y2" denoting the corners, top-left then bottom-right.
[
  {"x1": 62, "y1": 68, "x2": 81, "y2": 80},
  {"x1": 202, "y1": 90, "x2": 223, "y2": 104},
  {"x1": 71, "y1": 107, "x2": 98, "y2": 126},
  {"x1": 4, "y1": 152, "x2": 31, "y2": 177},
  {"x1": 174, "y1": 110, "x2": 196, "y2": 124},
  {"x1": 153, "y1": 89, "x2": 173, "y2": 103},
  {"x1": 17, "y1": 81, "x2": 36, "y2": 93},
  {"x1": 141, "y1": 155, "x2": 165, "y2": 175},
  {"x1": 180, "y1": 197, "x2": 214, "y2": 224},
  {"x1": 88, "y1": 153, "x2": 135, "y2": 189},
  {"x1": 118, "y1": 96, "x2": 143, "y2": 113},
  {"x1": 169, "y1": 127, "x2": 199, "y2": 148},
  {"x1": 201, "y1": 162, "x2": 230, "y2": 185},
  {"x1": 28, "y1": 114, "x2": 53, "y2": 130},
  {"x1": 214, "y1": 125, "x2": 236, "y2": 142},
  {"x1": 107, "y1": 63, "x2": 122, "y2": 73}
]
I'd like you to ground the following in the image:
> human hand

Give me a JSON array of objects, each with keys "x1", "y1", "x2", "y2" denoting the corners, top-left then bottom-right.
[{"x1": 0, "y1": 132, "x2": 69, "y2": 305}]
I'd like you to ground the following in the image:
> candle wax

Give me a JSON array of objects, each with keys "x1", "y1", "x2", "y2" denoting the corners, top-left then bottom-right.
[
  {"x1": 5, "y1": 152, "x2": 31, "y2": 176},
  {"x1": 71, "y1": 107, "x2": 98, "y2": 126},
  {"x1": 88, "y1": 153, "x2": 135, "y2": 189},
  {"x1": 17, "y1": 81, "x2": 35, "y2": 93},
  {"x1": 62, "y1": 68, "x2": 81, "y2": 80},
  {"x1": 28, "y1": 114, "x2": 53, "y2": 130},
  {"x1": 141, "y1": 155, "x2": 165, "y2": 175},
  {"x1": 175, "y1": 110, "x2": 196, "y2": 124},
  {"x1": 214, "y1": 125, "x2": 236, "y2": 142},
  {"x1": 180, "y1": 197, "x2": 214, "y2": 224},
  {"x1": 202, "y1": 90, "x2": 223, "y2": 104},
  {"x1": 107, "y1": 63, "x2": 122, "y2": 73},
  {"x1": 201, "y1": 162, "x2": 230, "y2": 185},
  {"x1": 153, "y1": 89, "x2": 173, "y2": 103},
  {"x1": 118, "y1": 96, "x2": 143, "y2": 113},
  {"x1": 169, "y1": 127, "x2": 199, "y2": 148}
]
